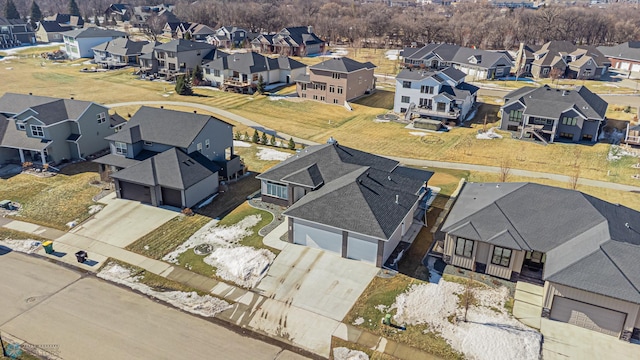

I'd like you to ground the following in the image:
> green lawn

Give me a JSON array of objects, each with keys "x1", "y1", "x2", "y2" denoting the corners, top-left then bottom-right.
[{"x1": 0, "y1": 163, "x2": 102, "y2": 230}]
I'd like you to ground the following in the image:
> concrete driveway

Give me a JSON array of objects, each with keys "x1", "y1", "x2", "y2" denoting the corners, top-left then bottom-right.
[
  {"x1": 540, "y1": 318, "x2": 639, "y2": 359},
  {"x1": 70, "y1": 193, "x2": 177, "y2": 247},
  {"x1": 256, "y1": 244, "x2": 379, "y2": 321}
]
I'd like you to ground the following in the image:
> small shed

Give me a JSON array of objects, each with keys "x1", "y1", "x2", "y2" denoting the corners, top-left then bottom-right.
[{"x1": 414, "y1": 119, "x2": 442, "y2": 131}]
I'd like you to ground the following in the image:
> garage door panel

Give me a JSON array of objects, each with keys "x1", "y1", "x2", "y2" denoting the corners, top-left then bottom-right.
[
  {"x1": 293, "y1": 222, "x2": 342, "y2": 254},
  {"x1": 550, "y1": 297, "x2": 625, "y2": 337},
  {"x1": 161, "y1": 187, "x2": 182, "y2": 208},
  {"x1": 347, "y1": 236, "x2": 378, "y2": 264},
  {"x1": 631, "y1": 64, "x2": 640, "y2": 73},
  {"x1": 120, "y1": 182, "x2": 151, "y2": 204}
]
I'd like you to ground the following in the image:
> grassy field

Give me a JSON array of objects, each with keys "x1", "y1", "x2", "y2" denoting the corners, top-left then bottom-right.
[
  {"x1": 0, "y1": 163, "x2": 102, "y2": 230},
  {"x1": 0, "y1": 228, "x2": 48, "y2": 241},
  {"x1": 476, "y1": 78, "x2": 640, "y2": 95},
  {"x1": 293, "y1": 47, "x2": 401, "y2": 76},
  {"x1": 345, "y1": 274, "x2": 464, "y2": 360}
]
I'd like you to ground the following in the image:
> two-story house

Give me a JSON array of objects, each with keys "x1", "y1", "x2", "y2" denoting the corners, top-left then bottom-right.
[
  {"x1": 441, "y1": 182, "x2": 640, "y2": 342},
  {"x1": 295, "y1": 57, "x2": 376, "y2": 105},
  {"x1": 94, "y1": 107, "x2": 242, "y2": 208},
  {"x1": 206, "y1": 26, "x2": 248, "y2": 48},
  {"x1": 0, "y1": 17, "x2": 36, "y2": 48},
  {"x1": 93, "y1": 38, "x2": 159, "y2": 69},
  {"x1": 138, "y1": 39, "x2": 221, "y2": 78},
  {"x1": 394, "y1": 67, "x2": 478, "y2": 123},
  {"x1": 36, "y1": 14, "x2": 84, "y2": 43},
  {"x1": 257, "y1": 138, "x2": 433, "y2": 267},
  {"x1": 402, "y1": 44, "x2": 512, "y2": 80},
  {"x1": 0, "y1": 93, "x2": 119, "y2": 165},
  {"x1": 514, "y1": 41, "x2": 610, "y2": 80},
  {"x1": 252, "y1": 26, "x2": 324, "y2": 57},
  {"x1": 203, "y1": 51, "x2": 306, "y2": 93},
  {"x1": 500, "y1": 85, "x2": 608, "y2": 144},
  {"x1": 598, "y1": 41, "x2": 640, "y2": 74},
  {"x1": 62, "y1": 27, "x2": 127, "y2": 59}
]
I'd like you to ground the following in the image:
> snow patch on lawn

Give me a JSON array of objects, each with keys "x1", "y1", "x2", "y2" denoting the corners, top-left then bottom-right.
[
  {"x1": 0, "y1": 56, "x2": 17, "y2": 62},
  {"x1": 88, "y1": 204, "x2": 103, "y2": 215},
  {"x1": 256, "y1": 146, "x2": 292, "y2": 161},
  {"x1": 233, "y1": 140, "x2": 251, "y2": 148},
  {"x1": 333, "y1": 347, "x2": 369, "y2": 360},
  {"x1": 352, "y1": 317, "x2": 365, "y2": 326},
  {"x1": 204, "y1": 246, "x2": 275, "y2": 288},
  {"x1": 391, "y1": 281, "x2": 541, "y2": 360},
  {"x1": 0, "y1": 239, "x2": 42, "y2": 253},
  {"x1": 98, "y1": 263, "x2": 231, "y2": 317},
  {"x1": 409, "y1": 131, "x2": 428, "y2": 136}
]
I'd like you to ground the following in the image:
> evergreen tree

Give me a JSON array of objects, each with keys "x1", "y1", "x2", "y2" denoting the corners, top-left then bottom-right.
[
  {"x1": 5, "y1": 0, "x2": 20, "y2": 19},
  {"x1": 235, "y1": 131, "x2": 241, "y2": 140},
  {"x1": 30, "y1": 1, "x2": 42, "y2": 25},
  {"x1": 252, "y1": 130, "x2": 260, "y2": 143},
  {"x1": 68, "y1": 0, "x2": 80, "y2": 17},
  {"x1": 184, "y1": 31, "x2": 192, "y2": 40},
  {"x1": 175, "y1": 75, "x2": 193, "y2": 95},
  {"x1": 256, "y1": 75, "x2": 265, "y2": 94},
  {"x1": 270, "y1": 134, "x2": 276, "y2": 146},
  {"x1": 288, "y1": 137, "x2": 296, "y2": 150},
  {"x1": 192, "y1": 64, "x2": 203, "y2": 86},
  {"x1": 244, "y1": 131, "x2": 249, "y2": 141},
  {"x1": 261, "y1": 132, "x2": 268, "y2": 144}
]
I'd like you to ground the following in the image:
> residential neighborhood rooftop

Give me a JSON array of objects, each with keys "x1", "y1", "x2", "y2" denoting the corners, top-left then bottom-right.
[{"x1": 309, "y1": 57, "x2": 376, "y2": 73}]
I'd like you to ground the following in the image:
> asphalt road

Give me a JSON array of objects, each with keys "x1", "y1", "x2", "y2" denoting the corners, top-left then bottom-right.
[{"x1": 0, "y1": 251, "x2": 309, "y2": 360}]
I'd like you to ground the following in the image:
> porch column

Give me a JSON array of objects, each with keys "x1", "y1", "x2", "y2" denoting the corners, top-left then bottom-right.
[
  {"x1": 40, "y1": 150, "x2": 46, "y2": 165},
  {"x1": 550, "y1": 120, "x2": 558, "y2": 144},
  {"x1": 18, "y1": 148, "x2": 25, "y2": 163}
]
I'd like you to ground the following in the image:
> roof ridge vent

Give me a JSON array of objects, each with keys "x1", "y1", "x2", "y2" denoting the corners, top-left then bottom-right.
[
  {"x1": 327, "y1": 136, "x2": 338, "y2": 145},
  {"x1": 395, "y1": 194, "x2": 399, "y2": 204}
]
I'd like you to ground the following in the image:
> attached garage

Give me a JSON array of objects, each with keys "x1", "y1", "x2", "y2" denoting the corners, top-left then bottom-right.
[
  {"x1": 119, "y1": 181, "x2": 152, "y2": 204},
  {"x1": 347, "y1": 235, "x2": 378, "y2": 264},
  {"x1": 293, "y1": 220, "x2": 342, "y2": 255},
  {"x1": 632, "y1": 63, "x2": 640, "y2": 73},
  {"x1": 161, "y1": 187, "x2": 183, "y2": 208},
  {"x1": 550, "y1": 296, "x2": 626, "y2": 337}
]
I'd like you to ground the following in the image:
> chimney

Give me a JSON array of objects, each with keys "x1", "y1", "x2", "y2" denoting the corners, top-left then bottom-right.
[{"x1": 395, "y1": 194, "x2": 399, "y2": 204}]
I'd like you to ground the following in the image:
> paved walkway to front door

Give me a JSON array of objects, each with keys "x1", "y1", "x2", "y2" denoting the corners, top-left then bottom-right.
[{"x1": 513, "y1": 281, "x2": 543, "y2": 329}]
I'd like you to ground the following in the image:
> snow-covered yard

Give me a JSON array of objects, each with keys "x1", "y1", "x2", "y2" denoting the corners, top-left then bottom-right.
[
  {"x1": 163, "y1": 215, "x2": 275, "y2": 288},
  {"x1": 98, "y1": 262, "x2": 231, "y2": 317},
  {"x1": 385, "y1": 280, "x2": 541, "y2": 360},
  {"x1": 333, "y1": 347, "x2": 369, "y2": 360},
  {"x1": 256, "y1": 146, "x2": 292, "y2": 161},
  {"x1": 0, "y1": 239, "x2": 41, "y2": 253}
]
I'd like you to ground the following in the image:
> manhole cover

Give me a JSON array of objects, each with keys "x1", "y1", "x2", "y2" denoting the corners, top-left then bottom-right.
[
  {"x1": 194, "y1": 244, "x2": 213, "y2": 255},
  {"x1": 25, "y1": 297, "x2": 37, "y2": 303}
]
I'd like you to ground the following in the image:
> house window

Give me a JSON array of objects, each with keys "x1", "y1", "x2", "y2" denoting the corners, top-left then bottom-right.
[
  {"x1": 30, "y1": 125, "x2": 44, "y2": 138},
  {"x1": 562, "y1": 116, "x2": 577, "y2": 126},
  {"x1": 400, "y1": 107, "x2": 407, "y2": 113},
  {"x1": 266, "y1": 182, "x2": 288, "y2": 199},
  {"x1": 329, "y1": 85, "x2": 335, "y2": 93},
  {"x1": 401, "y1": 96, "x2": 410, "y2": 103},
  {"x1": 144, "y1": 141, "x2": 153, "y2": 146},
  {"x1": 509, "y1": 110, "x2": 522, "y2": 123},
  {"x1": 455, "y1": 238, "x2": 474, "y2": 258},
  {"x1": 559, "y1": 132, "x2": 573, "y2": 139},
  {"x1": 333, "y1": 99, "x2": 339, "y2": 104},
  {"x1": 213, "y1": 69, "x2": 220, "y2": 77},
  {"x1": 205, "y1": 139, "x2": 210, "y2": 149},
  {"x1": 320, "y1": 96, "x2": 325, "y2": 101},
  {"x1": 197, "y1": 142, "x2": 202, "y2": 152},
  {"x1": 420, "y1": 85, "x2": 434, "y2": 94},
  {"x1": 115, "y1": 141, "x2": 127, "y2": 155},
  {"x1": 97, "y1": 112, "x2": 106, "y2": 124},
  {"x1": 319, "y1": 84, "x2": 326, "y2": 91},
  {"x1": 491, "y1": 246, "x2": 512, "y2": 267},
  {"x1": 301, "y1": 83, "x2": 307, "y2": 91},
  {"x1": 402, "y1": 81, "x2": 412, "y2": 88},
  {"x1": 332, "y1": 73, "x2": 340, "y2": 79},
  {"x1": 313, "y1": 95, "x2": 318, "y2": 100},
  {"x1": 17, "y1": 123, "x2": 25, "y2": 130},
  {"x1": 302, "y1": 93, "x2": 306, "y2": 98},
  {"x1": 337, "y1": 86, "x2": 343, "y2": 94}
]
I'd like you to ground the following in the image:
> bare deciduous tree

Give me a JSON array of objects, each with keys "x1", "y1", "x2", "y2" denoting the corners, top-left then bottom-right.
[
  {"x1": 569, "y1": 168, "x2": 580, "y2": 190},
  {"x1": 499, "y1": 159, "x2": 511, "y2": 182}
]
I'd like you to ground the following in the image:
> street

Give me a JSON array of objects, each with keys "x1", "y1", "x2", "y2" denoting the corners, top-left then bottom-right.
[{"x1": 0, "y1": 251, "x2": 310, "y2": 360}]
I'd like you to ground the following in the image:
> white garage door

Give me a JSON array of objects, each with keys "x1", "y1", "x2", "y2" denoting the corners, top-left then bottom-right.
[
  {"x1": 347, "y1": 236, "x2": 378, "y2": 264},
  {"x1": 620, "y1": 62, "x2": 630, "y2": 71},
  {"x1": 631, "y1": 64, "x2": 640, "y2": 73},
  {"x1": 293, "y1": 221, "x2": 342, "y2": 255},
  {"x1": 550, "y1": 297, "x2": 626, "y2": 337}
]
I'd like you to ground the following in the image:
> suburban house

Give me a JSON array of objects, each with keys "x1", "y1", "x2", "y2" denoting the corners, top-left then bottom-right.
[
  {"x1": 393, "y1": 66, "x2": 478, "y2": 123},
  {"x1": 178, "y1": 23, "x2": 215, "y2": 41},
  {"x1": 251, "y1": 26, "x2": 325, "y2": 57},
  {"x1": 44, "y1": 13, "x2": 84, "y2": 28},
  {"x1": 598, "y1": 41, "x2": 640, "y2": 73},
  {"x1": 93, "y1": 38, "x2": 159, "y2": 68},
  {"x1": 500, "y1": 85, "x2": 608, "y2": 144},
  {"x1": 104, "y1": 4, "x2": 134, "y2": 23},
  {"x1": 0, "y1": 93, "x2": 120, "y2": 165},
  {"x1": 440, "y1": 182, "x2": 640, "y2": 342},
  {"x1": 401, "y1": 44, "x2": 513, "y2": 80},
  {"x1": 513, "y1": 41, "x2": 610, "y2": 80},
  {"x1": 206, "y1": 26, "x2": 248, "y2": 48},
  {"x1": 295, "y1": 57, "x2": 376, "y2": 105},
  {"x1": 203, "y1": 51, "x2": 306, "y2": 93},
  {"x1": 257, "y1": 138, "x2": 433, "y2": 267},
  {"x1": 94, "y1": 107, "x2": 242, "y2": 209},
  {"x1": 36, "y1": 21, "x2": 71, "y2": 43},
  {"x1": 130, "y1": 5, "x2": 179, "y2": 28},
  {"x1": 63, "y1": 27, "x2": 127, "y2": 59},
  {"x1": 0, "y1": 17, "x2": 36, "y2": 48},
  {"x1": 163, "y1": 22, "x2": 189, "y2": 38},
  {"x1": 138, "y1": 39, "x2": 221, "y2": 78}
]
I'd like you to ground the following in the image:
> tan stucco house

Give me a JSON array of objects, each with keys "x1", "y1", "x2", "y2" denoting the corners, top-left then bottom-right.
[{"x1": 441, "y1": 182, "x2": 640, "y2": 342}]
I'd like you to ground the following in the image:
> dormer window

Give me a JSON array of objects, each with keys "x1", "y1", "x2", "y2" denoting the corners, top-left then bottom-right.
[
  {"x1": 30, "y1": 125, "x2": 44, "y2": 138},
  {"x1": 17, "y1": 123, "x2": 25, "y2": 130}
]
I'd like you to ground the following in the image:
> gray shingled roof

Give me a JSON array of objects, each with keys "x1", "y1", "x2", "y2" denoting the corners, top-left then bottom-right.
[
  {"x1": 403, "y1": 44, "x2": 512, "y2": 70},
  {"x1": 310, "y1": 57, "x2": 376, "y2": 73},
  {"x1": 0, "y1": 93, "x2": 94, "y2": 125},
  {"x1": 62, "y1": 27, "x2": 126, "y2": 39},
  {"x1": 203, "y1": 51, "x2": 305, "y2": 73},
  {"x1": 154, "y1": 39, "x2": 216, "y2": 52},
  {"x1": 37, "y1": 20, "x2": 70, "y2": 33},
  {"x1": 532, "y1": 41, "x2": 609, "y2": 68},
  {"x1": 598, "y1": 41, "x2": 640, "y2": 62},
  {"x1": 93, "y1": 153, "x2": 140, "y2": 168},
  {"x1": 0, "y1": 93, "x2": 65, "y2": 115},
  {"x1": 0, "y1": 117, "x2": 50, "y2": 151},
  {"x1": 261, "y1": 142, "x2": 432, "y2": 240},
  {"x1": 105, "y1": 106, "x2": 230, "y2": 147},
  {"x1": 92, "y1": 38, "x2": 158, "y2": 56},
  {"x1": 443, "y1": 182, "x2": 640, "y2": 304},
  {"x1": 502, "y1": 85, "x2": 607, "y2": 120},
  {"x1": 110, "y1": 148, "x2": 214, "y2": 190}
]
